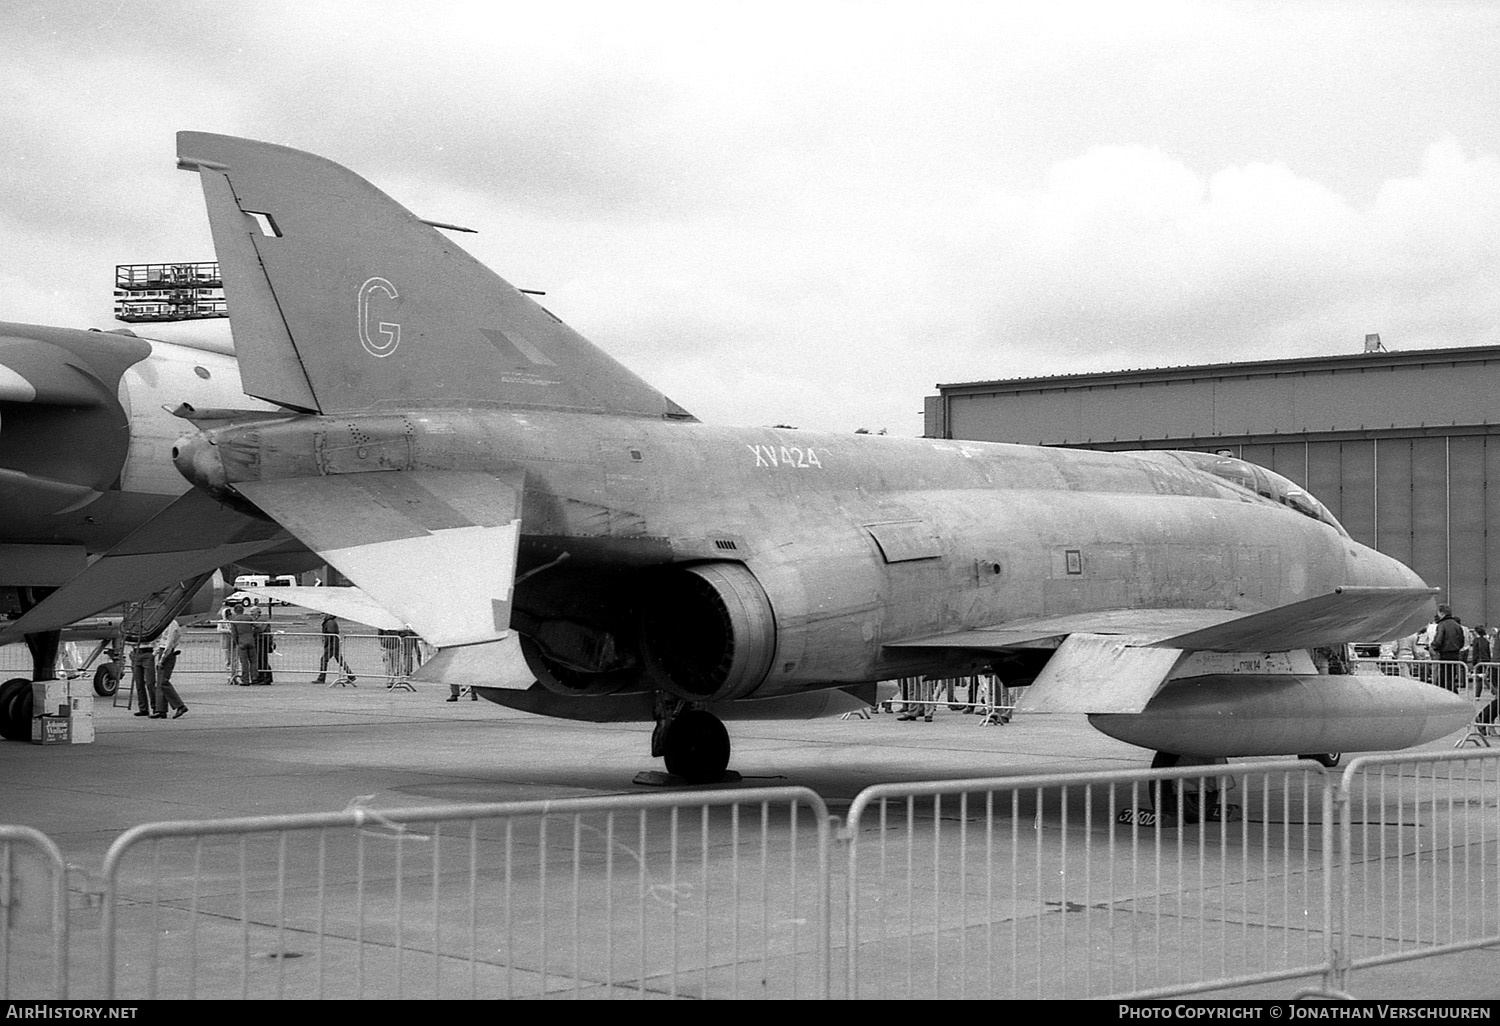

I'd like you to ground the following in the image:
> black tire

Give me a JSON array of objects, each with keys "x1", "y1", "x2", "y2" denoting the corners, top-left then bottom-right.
[
  {"x1": 0, "y1": 678, "x2": 34, "y2": 742},
  {"x1": 93, "y1": 664, "x2": 120, "y2": 697},
  {"x1": 1300, "y1": 753, "x2": 1342, "y2": 768},
  {"x1": 662, "y1": 709, "x2": 731, "y2": 784}
]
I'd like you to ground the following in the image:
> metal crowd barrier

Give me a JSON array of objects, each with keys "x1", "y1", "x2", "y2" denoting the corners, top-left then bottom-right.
[
  {"x1": 877, "y1": 675, "x2": 1017, "y2": 724},
  {"x1": 840, "y1": 760, "x2": 1334, "y2": 999},
  {"x1": 97, "y1": 788, "x2": 830, "y2": 1000},
  {"x1": 1349, "y1": 657, "x2": 1474, "y2": 694},
  {"x1": 1328, "y1": 750, "x2": 1500, "y2": 997},
  {"x1": 0, "y1": 826, "x2": 68, "y2": 999},
  {"x1": 161, "y1": 629, "x2": 437, "y2": 685},
  {"x1": 12, "y1": 751, "x2": 1500, "y2": 998}
]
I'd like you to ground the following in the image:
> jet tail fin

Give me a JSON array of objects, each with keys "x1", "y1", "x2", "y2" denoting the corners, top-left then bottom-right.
[{"x1": 176, "y1": 132, "x2": 693, "y2": 420}]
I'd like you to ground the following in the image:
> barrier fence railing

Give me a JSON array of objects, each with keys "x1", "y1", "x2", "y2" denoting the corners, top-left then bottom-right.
[
  {"x1": 1330, "y1": 750, "x2": 1500, "y2": 997},
  {"x1": 0, "y1": 825, "x2": 68, "y2": 999},
  {"x1": 0, "y1": 629, "x2": 438, "y2": 687},
  {"x1": 12, "y1": 751, "x2": 1500, "y2": 998},
  {"x1": 96, "y1": 788, "x2": 830, "y2": 1000},
  {"x1": 876, "y1": 674, "x2": 1016, "y2": 724},
  {"x1": 840, "y1": 761, "x2": 1334, "y2": 1000},
  {"x1": 1349, "y1": 657, "x2": 1476, "y2": 695}
]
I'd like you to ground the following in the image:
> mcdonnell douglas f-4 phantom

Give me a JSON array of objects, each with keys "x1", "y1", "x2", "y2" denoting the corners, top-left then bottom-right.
[{"x1": 12, "y1": 132, "x2": 1471, "y2": 780}]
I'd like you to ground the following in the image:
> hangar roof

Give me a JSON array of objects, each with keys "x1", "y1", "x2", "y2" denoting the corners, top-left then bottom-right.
[
  {"x1": 929, "y1": 344, "x2": 1500, "y2": 445},
  {"x1": 936, "y1": 344, "x2": 1500, "y2": 394}
]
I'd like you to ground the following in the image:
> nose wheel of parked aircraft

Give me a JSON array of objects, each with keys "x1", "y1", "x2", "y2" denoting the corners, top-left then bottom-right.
[
  {"x1": 1299, "y1": 753, "x2": 1342, "y2": 767},
  {"x1": 651, "y1": 698, "x2": 732, "y2": 784}
]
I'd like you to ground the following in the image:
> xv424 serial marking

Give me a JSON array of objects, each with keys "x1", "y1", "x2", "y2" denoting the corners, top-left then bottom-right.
[{"x1": 747, "y1": 444, "x2": 824, "y2": 469}]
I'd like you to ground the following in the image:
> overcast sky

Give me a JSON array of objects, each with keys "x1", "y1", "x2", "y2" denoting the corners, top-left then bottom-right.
[{"x1": 4, "y1": 1, "x2": 1499, "y2": 434}]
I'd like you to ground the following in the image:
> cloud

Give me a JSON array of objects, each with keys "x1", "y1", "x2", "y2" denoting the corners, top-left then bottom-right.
[
  {"x1": 3, "y1": 2, "x2": 1500, "y2": 435},
  {"x1": 927, "y1": 140, "x2": 1500, "y2": 382}
]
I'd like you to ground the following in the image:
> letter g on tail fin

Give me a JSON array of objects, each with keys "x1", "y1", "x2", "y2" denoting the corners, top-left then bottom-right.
[{"x1": 177, "y1": 131, "x2": 693, "y2": 421}]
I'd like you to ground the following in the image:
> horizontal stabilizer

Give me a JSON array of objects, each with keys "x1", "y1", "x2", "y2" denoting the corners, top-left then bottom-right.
[
  {"x1": 1152, "y1": 587, "x2": 1437, "y2": 652},
  {"x1": 233, "y1": 470, "x2": 522, "y2": 647},
  {"x1": 0, "y1": 489, "x2": 286, "y2": 640},
  {"x1": 1018, "y1": 633, "x2": 1186, "y2": 714},
  {"x1": 256, "y1": 586, "x2": 404, "y2": 630},
  {"x1": 411, "y1": 636, "x2": 535, "y2": 690}
]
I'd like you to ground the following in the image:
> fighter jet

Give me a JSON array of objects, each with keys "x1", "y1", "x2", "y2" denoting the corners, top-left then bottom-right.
[{"x1": 14, "y1": 132, "x2": 1472, "y2": 781}]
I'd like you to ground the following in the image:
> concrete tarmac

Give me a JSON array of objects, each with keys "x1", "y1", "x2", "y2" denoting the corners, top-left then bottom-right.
[{"x1": 2, "y1": 668, "x2": 1497, "y2": 1001}]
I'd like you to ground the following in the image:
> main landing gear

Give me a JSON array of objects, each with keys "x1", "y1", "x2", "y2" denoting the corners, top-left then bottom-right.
[
  {"x1": 640, "y1": 695, "x2": 736, "y2": 786},
  {"x1": 0, "y1": 622, "x2": 62, "y2": 742},
  {"x1": 1129, "y1": 751, "x2": 1241, "y2": 826}
]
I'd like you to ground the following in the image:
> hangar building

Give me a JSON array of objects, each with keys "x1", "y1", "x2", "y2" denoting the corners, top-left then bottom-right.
[{"x1": 925, "y1": 343, "x2": 1500, "y2": 628}]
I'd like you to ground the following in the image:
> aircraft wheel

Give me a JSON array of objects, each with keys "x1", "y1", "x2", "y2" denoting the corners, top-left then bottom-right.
[
  {"x1": 93, "y1": 664, "x2": 121, "y2": 697},
  {"x1": 662, "y1": 709, "x2": 731, "y2": 784},
  {"x1": 0, "y1": 678, "x2": 34, "y2": 742},
  {"x1": 1300, "y1": 753, "x2": 1342, "y2": 768}
]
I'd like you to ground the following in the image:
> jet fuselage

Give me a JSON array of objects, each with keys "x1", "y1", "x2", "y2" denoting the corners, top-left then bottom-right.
[{"x1": 175, "y1": 408, "x2": 1424, "y2": 698}]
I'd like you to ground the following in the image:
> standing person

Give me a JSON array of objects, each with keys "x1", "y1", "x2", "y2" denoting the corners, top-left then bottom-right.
[
  {"x1": 897, "y1": 677, "x2": 934, "y2": 722},
  {"x1": 252, "y1": 612, "x2": 275, "y2": 684},
  {"x1": 232, "y1": 608, "x2": 259, "y2": 685},
  {"x1": 312, "y1": 612, "x2": 356, "y2": 686},
  {"x1": 217, "y1": 605, "x2": 235, "y2": 673},
  {"x1": 151, "y1": 618, "x2": 189, "y2": 719},
  {"x1": 1431, "y1": 604, "x2": 1466, "y2": 693},
  {"x1": 129, "y1": 642, "x2": 156, "y2": 716},
  {"x1": 1470, "y1": 624, "x2": 1492, "y2": 696}
]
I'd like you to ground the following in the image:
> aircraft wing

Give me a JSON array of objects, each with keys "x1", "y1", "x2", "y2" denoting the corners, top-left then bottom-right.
[
  {"x1": 886, "y1": 587, "x2": 1437, "y2": 716},
  {"x1": 1148, "y1": 587, "x2": 1438, "y2": 652},
  {"x1": 231, "y1": 469, "x2": 522, "y2": 648},
  {"x1": 885, "y1": 587, "x2": 1436, "y2": 655},
  {"x1": 883, "y1": 608, "x2": 1243, "y2": 651},
  {"x1": 0, "y1": 489, "x2": 286, "y2": 641}
]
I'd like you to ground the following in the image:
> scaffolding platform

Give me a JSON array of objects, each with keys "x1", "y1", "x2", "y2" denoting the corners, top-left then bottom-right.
[{"x1": 113, "y1": 261, "x2": 228, "y2": 322}]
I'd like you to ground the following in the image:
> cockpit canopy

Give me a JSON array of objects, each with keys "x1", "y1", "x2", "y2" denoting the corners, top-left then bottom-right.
[{"x1": 1163, "y1": 450, "x2": 1350, "y2": 538}]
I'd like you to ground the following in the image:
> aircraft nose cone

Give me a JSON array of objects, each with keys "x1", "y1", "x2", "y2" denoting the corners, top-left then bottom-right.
[
  {"x1": 1348, "y1": 539, "x2": 1428, "y2": 590},
  {"x1": 172, "y1": 432, "x2": 227, "y2": 493}
]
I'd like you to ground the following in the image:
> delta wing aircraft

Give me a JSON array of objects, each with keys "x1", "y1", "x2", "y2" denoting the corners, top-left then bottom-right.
[
  {"x1": 0, "y1": 321, "x2": 300, "y2": 719},
  {"x1": 11, "y1": 133, "x2": 1471, "y2": 781}
]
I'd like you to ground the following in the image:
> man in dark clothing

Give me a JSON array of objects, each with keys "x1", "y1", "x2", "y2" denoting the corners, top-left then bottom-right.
[
  {"x1": 313, "y1": 612, "x2": 356, "y2": 686},
  {"x1": 1470, "y1": 625, "x2": 1492, "y2": 696},
  {"x1": 1431, "y1": 604, "x2": 1467, "y2": 693}
]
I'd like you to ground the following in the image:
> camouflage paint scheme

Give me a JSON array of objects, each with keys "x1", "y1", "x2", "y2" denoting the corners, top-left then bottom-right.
[
  {"x1": 0, "y1": 320, "x2": 278, "y2": 597},
  {"x1": 11, "y1": 133, "x2": 1472, "y2": 777}
]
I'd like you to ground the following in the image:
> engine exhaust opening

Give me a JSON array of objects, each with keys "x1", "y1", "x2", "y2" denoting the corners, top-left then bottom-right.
[{"x1": 638, "y1": 563, "x2": 776, "y2": 702}]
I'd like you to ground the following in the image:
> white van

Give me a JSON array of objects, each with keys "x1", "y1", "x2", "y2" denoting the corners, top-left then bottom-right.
[{"x1": 227, "y1": 574, "x2": 298, "y2": 608}]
